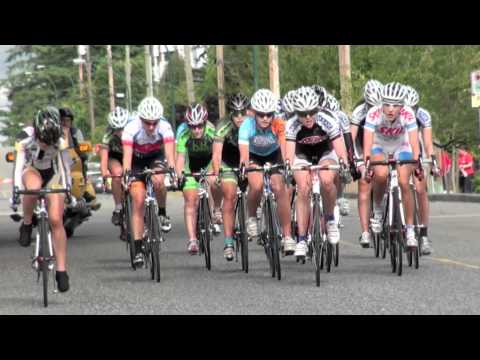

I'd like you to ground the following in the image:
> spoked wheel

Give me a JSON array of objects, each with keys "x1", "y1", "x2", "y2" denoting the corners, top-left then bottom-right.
[
  {"x1": 326, "y1": 242, "x2": 333, "y2": 273},
  {"x1": 407, "y1": 246, "x2": 413, "y2": 267},
  {"x1": 125, "y1": 196, "x2": 136, "y2": 270},
  {"x1": 334, "y1": 243, "x2": 339, "y2": 267},
  {"x1": 40, "y1": 217, "x2": 49, "y2": 308},
  {"x1": 389, "y1": 230, "x2": 397, "y2": 273},
  {"x1": 202, "y1": 198, "x2": 212, "y2": 271},
  {"x1": 396, "y1": 232, "x2": 403, "y2": 277},
  {"x1": 237, "y1": 194, "x2": 249, "y2": 273},
  {"x1": 152, "y1": 241, "x2": 161, "y2": 282},
  {"x1": 414, "y1": 245, "x2": 419, "y2": 269},
  {"x1": 374, "y1": 233, "x2": 381, "y2": 258}
]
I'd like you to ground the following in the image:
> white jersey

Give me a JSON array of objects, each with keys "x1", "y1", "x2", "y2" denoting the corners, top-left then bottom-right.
[
  {"x1": 351, "y1": 103, "x2": 369, "y2": 126},
  {"x1": 334, "y1": 110, "x2": 351, "y2": 134},
  {"x1": 364, "y1": 105, "x2": 417, "y2": 146},
  {"x1": 13, "y1": 126, "x2": 71, "y2": 190},
  {"x1": 415, "y1": 107, "x2": 432, "y2": 129},
  {"x1": 122, "y1": 116, "x2": 174, "y2": 159}
]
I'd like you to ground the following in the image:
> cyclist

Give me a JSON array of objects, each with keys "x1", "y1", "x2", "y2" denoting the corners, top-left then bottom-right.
[
  {"x1": 122, "y1": 96, "x2": 176, "y2": 267},
  {"x1": 212, "y1": 94, "x2": 250, "y2": 261},
  {"x1": 100, "y1": 107, "x2": 130, "y2": 232},
  {"x1": 351, "y1": 79, "x2": 384, "y2": 247},
  {"x1": 238, "y1": 89, "x2": 295, "y2": 255},
  {"x1": 321, "y1": 93, "x2": 359, "y2": 217},
  {"x1": 11, "y1": 107, "x2": 72, "y2": 292},
  {"x1": 176, "y1": 104, "x2": 221, "y2": 255},
  {"x1": 59, "y1": 107, "x2": 100, "y2": 211},
  {"x1": 285, "y1": 87, "x2": 350, "y2": 258},
  {"x1": 364, "y1": 82, "x2": 421, "y2": 248},
  {"x1": 404, "y1": 85, "x2": 439, "y2": 255}
]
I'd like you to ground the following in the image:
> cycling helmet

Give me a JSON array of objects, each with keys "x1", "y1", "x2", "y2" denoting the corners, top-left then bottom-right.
[
  {"x1": 311, "y1": 85, "x2": 327, "y2": 107},
  {"x1": 108, "y1": 106, "x2": 130, "y2": 129},
  {"x1": 250, "y1": 89, "x2": 278, "y2": 113},
  {"x1": 404, "y1": 85, "x2": 420, "y2": 107},
  {"x1": 138, "y1": 96, "x2": 164, "y2": 121},
  {"x1": 324, "y1": 94, "x2": 340, "y2": 112},
  {"x1": 293, "y1": 86, "x2": 319, "y2": 112},
  {"x1": 59, "y1": 107, "x2": 74, "y2": 121},
  {"x1": 364, "y1": 80, "x2": 384, "y2": 106},
  {"x1": 228, "y1": 93, "x2": 250, "y2": 112},
  {"x1": 34, "y1": 106, "x2": 62, "y2": 146},
  {"x1": 185, "y1": 104, "x2": 208, "y2": 126},
  {"x1": 282, "y1": 90, "x2": 297, "y2": 114},
  {"x1": 381, "y1": 82, "x2": 407, "y2": 105}
]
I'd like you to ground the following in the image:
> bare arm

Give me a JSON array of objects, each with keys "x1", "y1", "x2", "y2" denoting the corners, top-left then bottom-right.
[
  {"x1": 175, "y1": 153, "x2": 186, "y2": 176},
  {"x1": 408, "y1": 129, "x2": 420, "y2": 160},
  {"x1": 363, "y1": 130, "x2": 374, "y2": 161},
  {"x1": 331, "y1": 137, "x2": 349, "y2": 165},
  {"x1": 239, "y1": 144, "x2": 250, "y2": 168},
  {"x1": 122, "y1": 145, "x2": 133, "y2": 173},
  {"x1": 422, "y1": 127, "x2": 434, "y2": 158},
  {"x1": 212, "y1": 142, "x2": 224, "y2": 176},
  {"x1": 285, "y1": 141, "x2": 296, "y2": 165},
  {"x1": 164, "y1": 141, "x2": 176, "y2": 169}
]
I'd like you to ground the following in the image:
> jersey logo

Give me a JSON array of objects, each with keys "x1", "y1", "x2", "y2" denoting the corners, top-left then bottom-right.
[
  {"x1": 400, "y1": 108, "x2": 414, "y2": 121},
  {"x1": 378, "y1": 127, "x2": 404, "y2": 137},
  {"x1": 298, "y1": 135, "x2": 328, "y2": 145},
  {"x1": 368, "y1": 108, "x2": 380, "y2": 120}
]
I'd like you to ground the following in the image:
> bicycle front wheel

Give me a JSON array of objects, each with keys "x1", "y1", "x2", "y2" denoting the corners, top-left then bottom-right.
[
  {"x1": 39, "y1": 215, "x2": 49, "y2": 308},
  {"x1": 312, "y1": 196, "x2": 323, "y2": 287},
  {"x1": 124, "y1": 195, "x2": 136, "y2": 270},
  {"x1": 237, "y1": 193, "x2": 249, "y2": 273},
  {"x1": 202, "y1": 197, "x2": 212, "y2": 271}
]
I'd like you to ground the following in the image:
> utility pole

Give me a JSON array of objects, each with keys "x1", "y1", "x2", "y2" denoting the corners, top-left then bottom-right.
[
  {"x1": 125, "y1": 45, "x2": 132, "y2": 111},
  {"x1": 85, "y1": 45, "x2": 95, "y2": 138},
  {"x1": 183, "y1": 45, "x2": 196, "y2": 105},
  {"x1": 268, "y1": 45, "x2": 280, "y2": 98},
  {"x1": 216, "y1": 45, "x2": 226, "y2": 120},
  {"x1": 253, "y1": 45, "x2": 259, "y2": 91},
  {"x1": 77, "y1": 45, "x2": 86, "y2": 99},
  {"x1": 106, "y1": 45, "x2": 115, "y2": 111},
  {"x1": 338, "y1": 45, "x2": 353, "y2": 114},
  {"x1": 144, "y1": 45, "x2": 154, "y2": 97}
]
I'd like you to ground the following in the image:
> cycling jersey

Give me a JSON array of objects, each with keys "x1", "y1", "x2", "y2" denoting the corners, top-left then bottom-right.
[
  {"x1": 333, "y1": 109, "x2": 351, "y2": 134},
  {"x1": 13, "y1": 126, "x2": 71, "y2": 190},
  {"x1": 286, "y1": 111, "x2": 341, "y2": 162},
  {"x1": 177, "y1": 121, "x2": 216, "y2": 173},
  {"x1": 415, "y1": 107, "x2": 432, "y2": 129},
  {"x1": 238, "y1": 116, "x2": 285, "y2": 157},
  {"x1": 364, "y1": 106, "x2": 417, "y2": 159},
  {"x1": 101, "y1": 127, "x2": 123, "y2": 155},
  {"x1": 122, "y1": 116, "x2": 174, "y2": 159},
  {"x1": 176, "y1": 122, "x2": 188, "y2": 141},
  {"x1": 214, "y1": 118, "x2": 241, "y2": 168}
]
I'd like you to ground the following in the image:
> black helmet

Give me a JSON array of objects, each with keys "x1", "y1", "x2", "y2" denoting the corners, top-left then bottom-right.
[
  {"x1": 59, "y1": 107, "x2": 74, "y2": 121},
  {"x1": 34, "y1": 106, "x2": 62, "y2": 146},
  {"x1": 228, "y1": 93, "x2": 249, "y2": 112}
]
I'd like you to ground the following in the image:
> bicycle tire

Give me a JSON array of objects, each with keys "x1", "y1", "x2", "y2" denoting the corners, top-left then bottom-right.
[
  {"x1": 124, "y1": 195, "x2": 136, "y2": 270},
  {"x1": 40, "y1": 214, "x2": 49, "y2": 308},
  {"x1": 393, "y1": 188, "x2": 403, "y2": 277},
  {"x1": 312, "y1": 195, "x2": 322, "y2": 287},
  {"x1": 269, "y1": 197, "x2": 282, "y2": 281},
  {"x1": 389, "y1": 229, "x2": 396, "y2": 273},
  {"x1": 202, "y1": 197, "x2": 212, "y2": 271},
  {"x1": 334, "y1": 243, "x2": 339, "y2": 267},
  {"x1": 414, "y1": 244, "x2": 419, "y2": 269},
  {"x1": 374, "y1": 233, "x2": 380, "y2": 258},
  {"x1": 326, "y1": 242, "x2": 333, "y2": 273},
  {"x1": 150, "y1": 203, "x2": 162, "y2": 282},
  {"x1": 238, "y1": 193, "x2": 249, "y2": 273}
]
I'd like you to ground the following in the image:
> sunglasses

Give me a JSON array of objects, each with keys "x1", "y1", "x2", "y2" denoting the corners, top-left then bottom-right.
[
  {"x1": 232, "y1": 110, "x2": 246, "y2": 117},
  {"x1": 256, "y1": 112, "x2": 275, "y2": 119},
  {"x1": 297, "y1": 110, "x2": 318, "y2": 118},
  {"x1": 188, "y1": 124, "x2": 205, "y2": 130},
  {"x1": 141, "y1": 119, "x2": 159, "y2": 127}
]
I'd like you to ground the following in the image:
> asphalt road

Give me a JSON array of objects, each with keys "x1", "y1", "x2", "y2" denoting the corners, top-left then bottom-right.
[{"x1": 1, "y1": 194, "x2": 479, "y2": 315}]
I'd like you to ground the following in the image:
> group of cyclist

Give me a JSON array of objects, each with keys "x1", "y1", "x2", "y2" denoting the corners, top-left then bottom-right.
[{"x1": 10, "y1": 78, "x2": 439, "y2": 293}]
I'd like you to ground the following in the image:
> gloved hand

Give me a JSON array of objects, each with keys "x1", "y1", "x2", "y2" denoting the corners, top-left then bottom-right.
[
  {"x1": 339, "y1": 160, "x2": 353, "y2": 184},
  {"x1": 430, "y1": 155, "x2": 440, "y2": 178},
  {"x1": 414, "y1": 162, "x2": 424, "y2": 181},
  {"x1": 177, "y1": 174, "x2": 186, "y2": 191},
  {"x1": 364, "y1": 158, "x2": 374, "y2": 183}
]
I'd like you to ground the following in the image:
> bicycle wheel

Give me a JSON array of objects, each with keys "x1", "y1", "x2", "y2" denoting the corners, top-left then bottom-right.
[
  {"x1": 237, "y1": 193, "x2": 249, "y2": 273},
  {"x1": 202, "y1": 198, "x2": 212, "y2": 271},
  {"x1": 39, "y1": 215, "x2": 49, "y2": 308},
  {"x1": 268, "y1": 197, "x2": 282, "y2": 281},
  {"x1": 414, "y1": 244, "x2": 419, "y2": 269},
  {"x1": 312, "y1": 195, "x2": 322, "y2": 287},
  {"x1": 326, "y1": 242, "x2": 333, "y2": 273},
  {"x1": 147, "y1": 203, "x2": 161, "y2": 282},
  {"x1": 260, "y1": 199, "x2": 275, "y2": 277},
  {"x1": 334, "y1": 243, "x2": 339, "y2": 267},
  {"x1": 393, "y1": 188, "x2": 403, "y2": 277},
  {"x1": 389, "y1": 227, "x2": 396, "y2": 273},
  {"x1": 124, "y1": 195, "x2": 136, "y2": 270},
  {"x1": 374, "y1": 233, "x2": 380, "y2": 258}
]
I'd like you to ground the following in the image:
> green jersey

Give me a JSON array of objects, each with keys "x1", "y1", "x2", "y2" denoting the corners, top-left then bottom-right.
[{"x1": 176, "y1": 121, "x2": 216, "y2": 173}]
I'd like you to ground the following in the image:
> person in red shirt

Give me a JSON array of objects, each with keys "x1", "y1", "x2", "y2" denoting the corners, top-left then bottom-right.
[
  {"x1": 440, "y1": 150, "x2": 452, "y2": 193},
  {"x1": 458, "y1": 146, "x2": 475, "y2": 193}
]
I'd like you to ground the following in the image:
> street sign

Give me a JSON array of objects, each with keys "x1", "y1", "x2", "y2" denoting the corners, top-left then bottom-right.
[{"x1": 471, "y1": 70, "x2": 480, "y2": 108}]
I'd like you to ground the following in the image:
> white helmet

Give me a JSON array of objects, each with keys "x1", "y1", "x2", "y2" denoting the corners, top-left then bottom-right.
[
  {"x1": 250, "y1": 89, "x2": 278, "y2": 113},
  {"x1": 381, "y1": 82, "x2": 407, "y2": 105},
  {"x1": 185, "y1": 104, "x2": 208, "y2": 126},
  {"x1": 364, "y1": 80, "x2": 384, "y2": 106},
  {"x1": 138, "y1": 96, "x2": 164, "y2": 121},
  {"x1": 108, "y1": 106, "x2": 130, "y2": 129},
  {"x1": 404, "y1": 85, "x2": 420, "y2": 107},
  {"x1": 293, "y1": 86, "x2": 319, "y2": 112},
  {"x1": 324, "y1": 94, "x2": 340, "y2": 112},
  {"x1": 282, "y1": 90, "x2": 296, "y2": 114}
]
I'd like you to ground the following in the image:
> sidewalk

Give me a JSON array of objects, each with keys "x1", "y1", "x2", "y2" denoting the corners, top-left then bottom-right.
[{"x1": 343, "y1": 192, "x2": 480, "y2": 203}]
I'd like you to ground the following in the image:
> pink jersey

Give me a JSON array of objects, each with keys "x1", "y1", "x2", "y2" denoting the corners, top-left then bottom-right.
[{"x1": 122, "y1": 117, "x2": 174, "y2": 159}]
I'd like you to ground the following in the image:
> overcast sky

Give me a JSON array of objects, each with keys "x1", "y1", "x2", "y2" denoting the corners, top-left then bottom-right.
[{"x1": 0, "y1": 45, "x2": 13, "y2": 80}]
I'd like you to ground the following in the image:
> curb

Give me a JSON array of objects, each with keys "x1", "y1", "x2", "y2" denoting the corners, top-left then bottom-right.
[{"x1": 343, "y1": 192, "x2": 480, "y2": 203}]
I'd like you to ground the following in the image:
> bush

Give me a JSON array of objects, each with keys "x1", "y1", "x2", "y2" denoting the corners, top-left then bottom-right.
[{"x1": 474, "y1": 173, "x2": 480, "y2": 193}]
